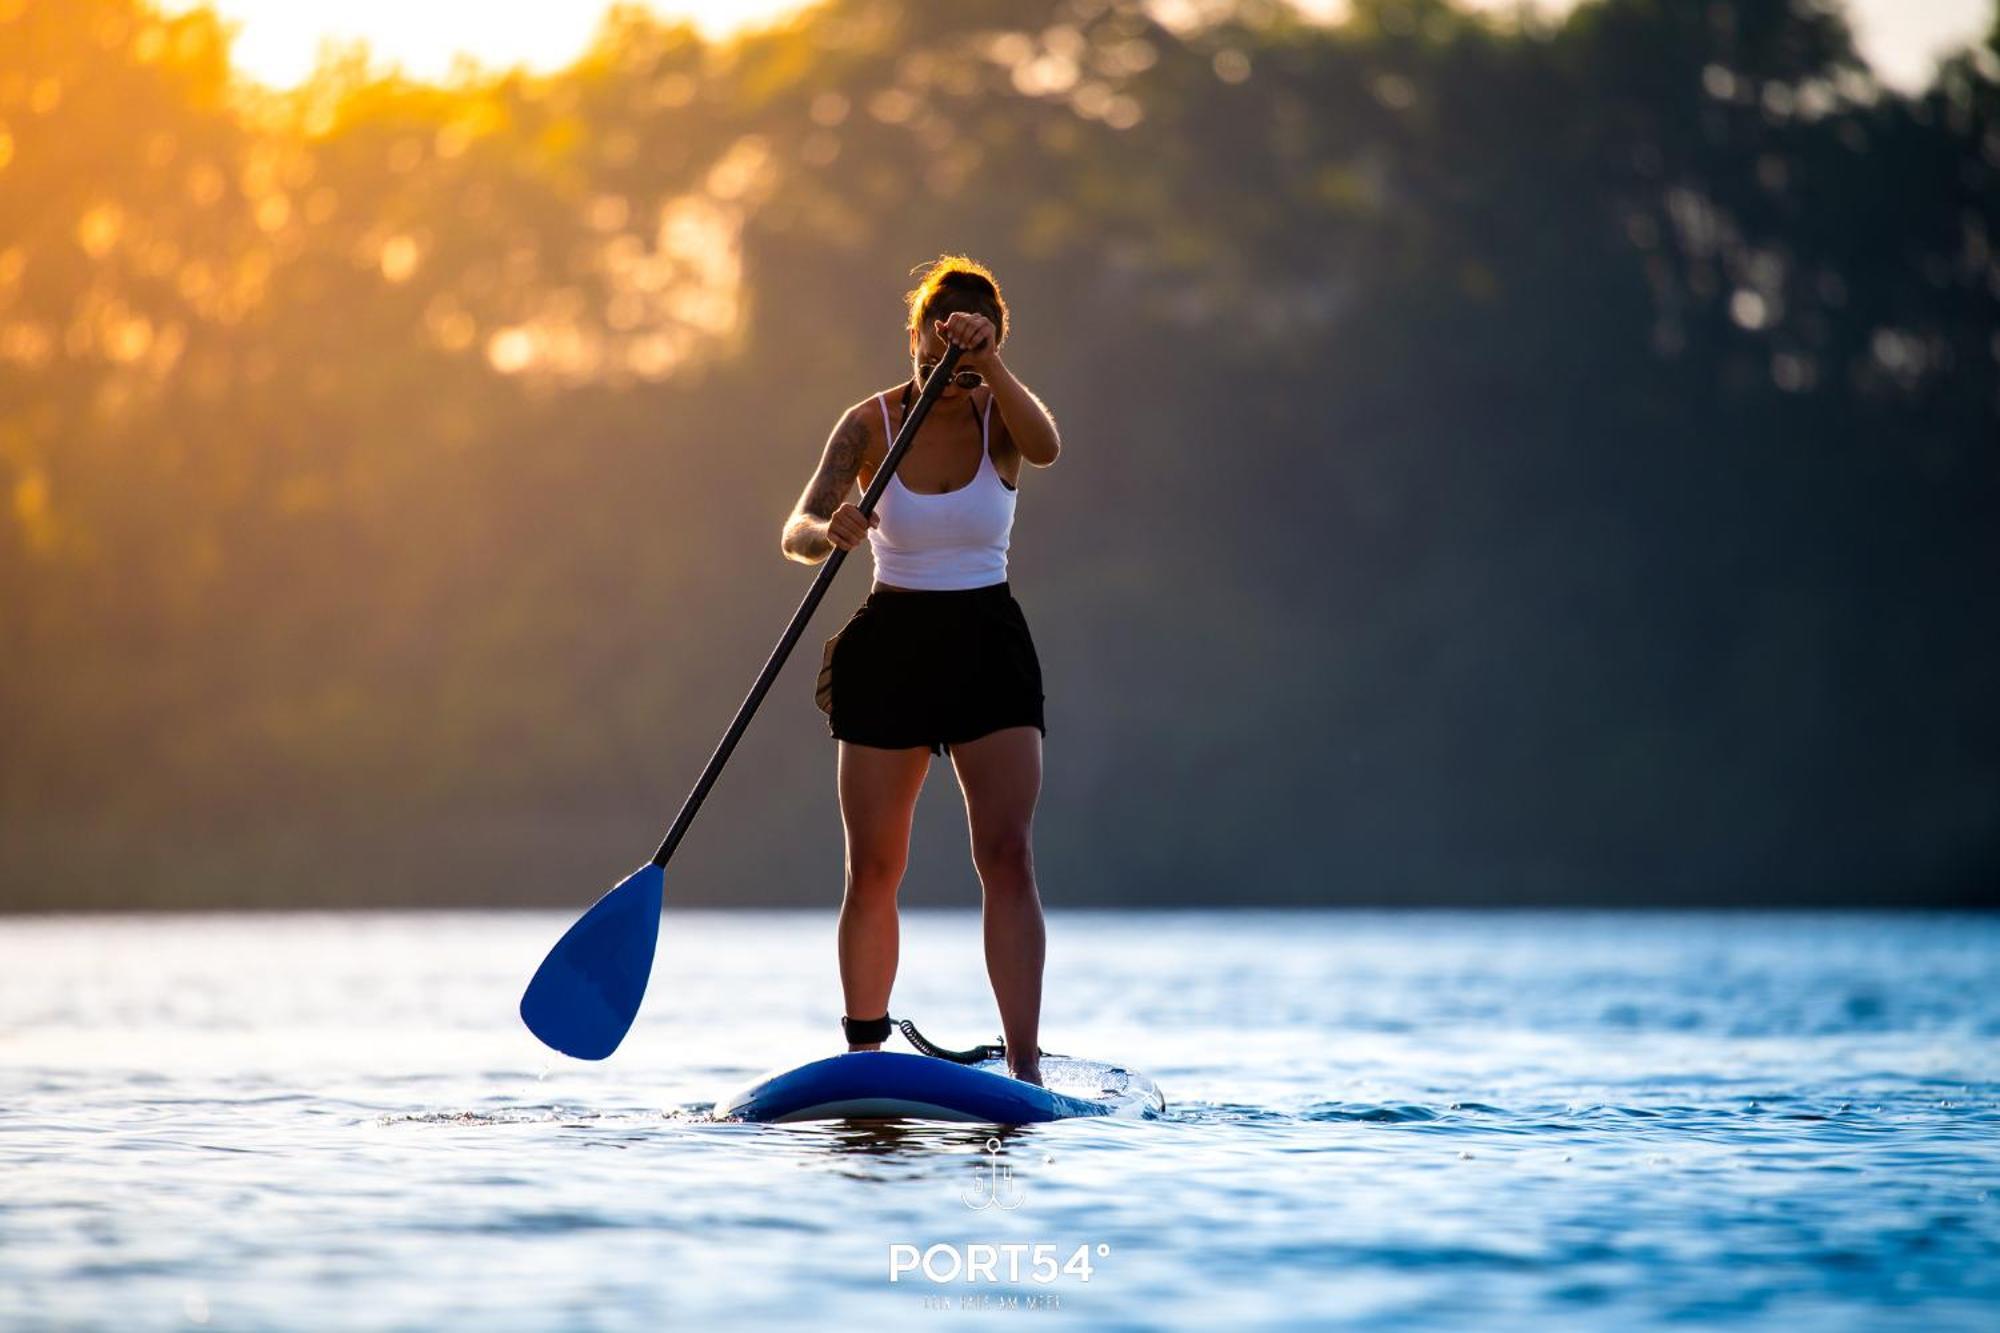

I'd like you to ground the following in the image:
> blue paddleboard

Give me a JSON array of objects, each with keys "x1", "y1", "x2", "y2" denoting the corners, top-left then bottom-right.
[{"x1": 716, "y1": 1051, "x2": 1164, "y2": 1125}]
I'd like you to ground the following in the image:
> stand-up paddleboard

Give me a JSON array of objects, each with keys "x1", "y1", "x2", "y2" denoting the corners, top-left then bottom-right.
[{"x1": 717, "y1": 1050, "x2": 1165, "y2": 1125}]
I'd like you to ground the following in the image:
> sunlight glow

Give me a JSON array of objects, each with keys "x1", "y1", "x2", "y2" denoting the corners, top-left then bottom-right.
[
  {"x1": 159, "y1": 1, "x2": 817, "y2": 89},
  {"x1": 164, "y1": 0, "x2": 1994, "y2": 94}
]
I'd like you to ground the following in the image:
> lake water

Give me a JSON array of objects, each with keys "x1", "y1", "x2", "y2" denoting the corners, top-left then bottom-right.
[{"x1": 1, "y1": 910, "x2": 1995, "y2": 1330}]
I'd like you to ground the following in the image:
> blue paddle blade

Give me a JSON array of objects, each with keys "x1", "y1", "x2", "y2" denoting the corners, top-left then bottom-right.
[{"x1": 519, "y1": 863, "x2": 663, "y2": 1059}]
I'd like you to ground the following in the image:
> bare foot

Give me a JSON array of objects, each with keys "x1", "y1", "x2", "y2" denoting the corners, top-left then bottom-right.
[{"x1": 1010, "y1": 1060, "x2": 1043, "y2": 1087}]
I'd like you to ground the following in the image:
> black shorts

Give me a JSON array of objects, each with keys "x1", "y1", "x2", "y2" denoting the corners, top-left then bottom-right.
[{"x1": 816, "y1": 581, "x2": 1046, "y2": 756}]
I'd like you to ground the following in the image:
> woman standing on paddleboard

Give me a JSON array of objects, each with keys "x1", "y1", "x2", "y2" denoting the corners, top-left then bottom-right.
[{"x1": 780, "y1": 256, "x2": 1062, "y2": 1086}]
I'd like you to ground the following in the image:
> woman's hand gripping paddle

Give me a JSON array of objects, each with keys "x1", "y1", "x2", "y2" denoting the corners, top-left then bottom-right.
[{"x1": 519, "y1": 345, "x2": 968, "y2": 1059}]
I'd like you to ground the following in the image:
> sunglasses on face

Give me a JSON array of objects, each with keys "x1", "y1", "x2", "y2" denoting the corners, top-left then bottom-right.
[{"x1": 918, "y1": 358, "x2": 985, "y2": 388}]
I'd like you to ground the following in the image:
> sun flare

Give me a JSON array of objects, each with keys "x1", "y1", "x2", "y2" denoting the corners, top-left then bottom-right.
[{"x1": 158, "y1": 0, "x2": 818, "y2": 88}]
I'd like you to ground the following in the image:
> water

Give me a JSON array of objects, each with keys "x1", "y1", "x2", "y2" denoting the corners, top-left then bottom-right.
[{"x1": 1, "y1": 910, "x2": 1995, "y2": 1330}]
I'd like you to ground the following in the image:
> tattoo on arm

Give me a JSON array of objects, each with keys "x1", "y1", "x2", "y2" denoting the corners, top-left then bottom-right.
[
  {"x1": 782, "y1": 410, "x2": 866, "y2": 561},
  {"x1": 804, "y1": 412, "x2": 865, "y2": 517}
]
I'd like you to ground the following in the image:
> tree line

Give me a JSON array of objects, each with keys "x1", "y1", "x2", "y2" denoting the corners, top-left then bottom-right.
[{"x1": 2, "y1": 0, "x2": 1994, "y2": 908}]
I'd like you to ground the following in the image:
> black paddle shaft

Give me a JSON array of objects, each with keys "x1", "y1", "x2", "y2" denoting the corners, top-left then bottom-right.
[{"x1": 648, "y1": 343, "x2": 965, "y2": 868}]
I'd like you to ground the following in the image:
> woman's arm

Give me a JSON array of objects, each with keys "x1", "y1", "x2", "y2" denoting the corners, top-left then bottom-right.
[
  {"x1": 983, "y1": 358, "x2": 1061, "y2": 467},
  {"x1": 780, "y1": 406, "x2": 874, "y2": 564},
  {"x1": 932, "y1": 312, "x2": 1060, "y2": 467}
]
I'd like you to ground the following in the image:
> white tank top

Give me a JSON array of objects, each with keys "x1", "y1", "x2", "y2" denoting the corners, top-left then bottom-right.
[{"x1": 868, "y1": 387, "x2": 1016, "y2": 590}]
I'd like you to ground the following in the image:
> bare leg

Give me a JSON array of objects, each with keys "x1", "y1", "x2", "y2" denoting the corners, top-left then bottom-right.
[
  {"x1": 949, "y1": 726, "x2": 1046, "y2": 1084},
  {"x1": 836, "y1": 741, "x2": 931, "y2": 1049}
]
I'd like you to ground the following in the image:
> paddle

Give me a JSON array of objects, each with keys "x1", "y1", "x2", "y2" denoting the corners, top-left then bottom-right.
[{"x1": 519, "y1": 343, "x2": 968, "y2": 1059}]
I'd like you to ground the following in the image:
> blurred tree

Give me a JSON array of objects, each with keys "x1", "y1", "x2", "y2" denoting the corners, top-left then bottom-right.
[{"x1": 0, "y1": 0, "x2": 1993, "y2": 909}]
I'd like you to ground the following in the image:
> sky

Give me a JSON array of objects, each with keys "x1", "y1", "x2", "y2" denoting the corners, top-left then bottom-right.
[
  {"x1": 164, "y1": 0, "x2": 1994, "y2": 93},
  {"x1": 1837, "y1": 0, "x2": 1993, "y2": 87}
]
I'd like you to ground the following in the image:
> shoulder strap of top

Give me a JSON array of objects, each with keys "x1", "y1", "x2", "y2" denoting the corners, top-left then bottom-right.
[{"x1": 876, "y1": 391, "x2": 892, "y2": 440}]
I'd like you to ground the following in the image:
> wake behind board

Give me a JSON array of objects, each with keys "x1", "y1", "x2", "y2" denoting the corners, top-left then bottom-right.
[{"x1": 717, "y1": 1051, "x2": 1164, "y2": 1125}]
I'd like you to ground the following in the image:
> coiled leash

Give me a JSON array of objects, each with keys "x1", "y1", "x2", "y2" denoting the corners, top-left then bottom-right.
[
  {"x1": 840, "y1": 1014, "x2": 1044, "y2": 1064},
  {"x1": 898, "y1": 1018, "x2": 1009, "y2": 1064}
]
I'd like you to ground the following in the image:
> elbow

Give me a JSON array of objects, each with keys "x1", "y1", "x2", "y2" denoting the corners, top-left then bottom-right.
[
  {"x1": 779, "y1": 516, "x2": 826, "y2": 565},
  {"x1": 1033, "y1": 432, "x2": 1061, "y2": 468}
]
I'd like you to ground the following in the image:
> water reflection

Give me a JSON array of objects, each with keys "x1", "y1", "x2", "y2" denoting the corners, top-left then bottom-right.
[{"x1": 794, "y1": 1120, "x2": 1037, "y2": 1160}]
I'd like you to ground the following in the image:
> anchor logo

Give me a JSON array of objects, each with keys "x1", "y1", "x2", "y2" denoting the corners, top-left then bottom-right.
[{"x1": 959, "y1": 1137, "x2": 1026, "y2": 1211}]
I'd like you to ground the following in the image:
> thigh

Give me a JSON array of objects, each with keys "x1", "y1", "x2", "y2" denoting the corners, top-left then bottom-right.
[
  {"x1": 948, "y1": 725, "x2": 1043, "y2": 841},
  {"x1": 837, "y1": 741, "x2": 932, "y2": 859}
]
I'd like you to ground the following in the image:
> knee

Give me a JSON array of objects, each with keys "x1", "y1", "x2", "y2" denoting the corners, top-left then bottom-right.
[
  {"x1": 845, "y1": 847, "x2": 906, "y2": 899},
  {"x1": 971, "y1": 827, "x2": 1034, "y2": 885}
]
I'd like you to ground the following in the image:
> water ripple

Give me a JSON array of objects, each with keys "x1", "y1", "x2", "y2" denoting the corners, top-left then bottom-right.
[{"x1": 0, "y1": 910, "x2": 1995, "y2": 1331}]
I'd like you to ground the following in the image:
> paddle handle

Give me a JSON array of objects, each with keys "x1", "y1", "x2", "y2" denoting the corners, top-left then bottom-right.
[{"x1": 648, "y1": 343, "x2": 965, "y2": 868}]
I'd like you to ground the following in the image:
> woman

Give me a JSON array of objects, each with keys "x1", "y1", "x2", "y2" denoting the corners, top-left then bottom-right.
[{"x1": 780, "y1": 256, "x2": 1062, "y2": 1086}]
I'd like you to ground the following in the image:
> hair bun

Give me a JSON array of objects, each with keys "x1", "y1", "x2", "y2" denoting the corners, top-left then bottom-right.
[{"x1": 904, "y1": 254, "x2": 1008, "y2": 343}]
